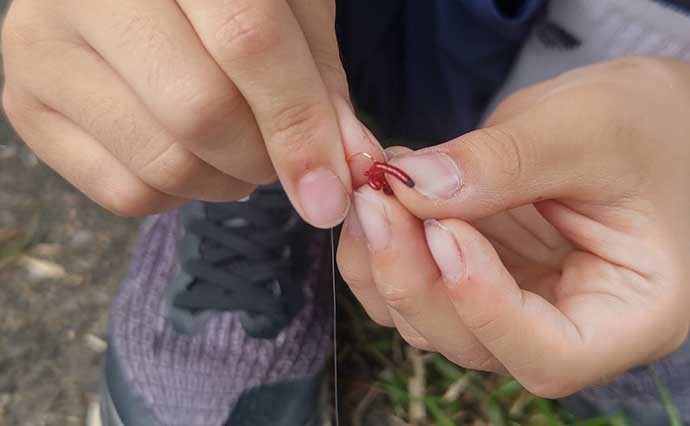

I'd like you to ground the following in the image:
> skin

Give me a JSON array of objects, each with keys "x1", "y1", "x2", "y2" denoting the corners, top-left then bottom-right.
[
  {"x1": 338, "y1": 56, "x2": 690, "y2": 398},
  {"x1": 3, "y1": 1, "x2": 689, "y2": 399},
  {"x1": 1, "y1": 0, "x2": 383, "y2": 227}
]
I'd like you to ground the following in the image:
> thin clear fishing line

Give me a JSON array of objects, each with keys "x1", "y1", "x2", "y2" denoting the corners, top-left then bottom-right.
[{"x1": 330, "y1": 227, "x2": 340, "y2": 426}]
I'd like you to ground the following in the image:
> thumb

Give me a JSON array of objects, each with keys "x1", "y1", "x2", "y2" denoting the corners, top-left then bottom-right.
[
  {"x1": 388, "y1": 92, "x2": 634, "y2": 221},
  {"x1": 289, "y1": 0, "x2": 385, "y2": 188}
]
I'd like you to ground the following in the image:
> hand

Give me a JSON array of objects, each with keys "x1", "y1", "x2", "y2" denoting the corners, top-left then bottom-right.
[
  {"x1": 337, "y1": 56, "x2": 690, "y2": 397},
  {"x1": 1, "y1": 0, "x2": 381, "y2": 226}
]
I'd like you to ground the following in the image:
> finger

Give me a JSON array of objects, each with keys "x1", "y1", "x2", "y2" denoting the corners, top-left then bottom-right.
[
  {"x1": 425, "y1": 218, "x2": 590, "y2": 397},
  {"x1": 388, "y1": 88, "x2": 641, "y2": 221},
  {"x1": 63, "y1": 0, "x2": 274, "y2": 184},
  {"x1": 338, "y1": 208, "x2": 434, "y2": 348},
  {"x1": 352, "y1": 187, "x2": 503, "y2": 372},
  {"x1": 3, "y1": 90, "x2": 185, "y2": 216},
  {"x1": 178, "y1": 0, "x2": 351, "y2": 228},
  {"x1": 472, "y1": 206, "x2": 571, "y2": 271},
  {"x1": 286, "y1": 0, "x2": 345, "y2": 98},
  {"x1": 388, "y1": 310, "x2": 436, "y2": 352},
  {"x1": 13, "y1": 33, "x2": 255, "y2": 201},
  {"x1": 337, "y1": 210, "x2": 394, "y2": 327},
  {"x1": 333, "y1": 97, "x2": 386, "y2": 189},
  {"x1": 287, "y1": 0, "x2": 386, "y2": 187},
  {"x1": 338, "y1": 197, "x2": 436, "y2": 350}
]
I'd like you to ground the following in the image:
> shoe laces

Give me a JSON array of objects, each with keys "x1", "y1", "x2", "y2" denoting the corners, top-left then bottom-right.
[{"x1": 173, "y1": 185, "x2": 300, "y2": 318}]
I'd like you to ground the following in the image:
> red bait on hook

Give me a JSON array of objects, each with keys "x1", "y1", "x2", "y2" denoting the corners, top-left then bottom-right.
[{"x1": 347, "y1": 152, "x2": 415, "y2": 195}]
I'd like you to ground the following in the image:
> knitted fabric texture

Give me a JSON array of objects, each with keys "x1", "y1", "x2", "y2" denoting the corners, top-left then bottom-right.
[{"x1": 108, "y1": 212, "x2": 331, "y2": 426}]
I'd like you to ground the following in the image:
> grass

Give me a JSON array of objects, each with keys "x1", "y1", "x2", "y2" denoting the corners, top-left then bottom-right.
[{"x1": 336, "y1": 285, "x2": 681, "y2": 426}]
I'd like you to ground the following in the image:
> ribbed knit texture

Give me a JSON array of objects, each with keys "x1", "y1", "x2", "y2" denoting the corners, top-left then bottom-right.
[
  {"x1": 109, "y1": 212, "x2": 331, "y2": 426},
  {"x1": 488, "y1": 0, "x2": 690, "y2": 422}
]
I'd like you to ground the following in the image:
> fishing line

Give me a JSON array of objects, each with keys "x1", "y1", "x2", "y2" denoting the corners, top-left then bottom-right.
[{"x1": 330, "y1": 227, "x2": 340, "y2": 426}]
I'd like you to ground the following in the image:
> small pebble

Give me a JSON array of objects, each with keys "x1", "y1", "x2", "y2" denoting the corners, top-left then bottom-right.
[
  {"x1": 83, "y1": 334, "x2": 107, "y2": 354},
  {"x1": 20, "y1": 256, "x2": 67, "y2": 280}
]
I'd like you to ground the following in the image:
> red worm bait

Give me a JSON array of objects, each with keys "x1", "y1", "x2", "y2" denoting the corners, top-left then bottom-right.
[{"x1": 347, "y1": 152, "x2": 415, "y2": 195}]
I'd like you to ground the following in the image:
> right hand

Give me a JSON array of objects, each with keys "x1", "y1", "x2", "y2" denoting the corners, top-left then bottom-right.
[{"x1": 2, "y1": 0, "x2": 381, "y2": 227}]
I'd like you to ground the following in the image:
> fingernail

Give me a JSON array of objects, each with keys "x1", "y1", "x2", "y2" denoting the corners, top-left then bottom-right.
[
  {"x1": 353, "y1": 191, "x2": 390, "y2": 250},
  {"x1": 298, "y1": 167, "x2": 350, "y2": 228},
  {"x1": 384, "y1": 147, "x2": 399, "y2": 161},
  {"x1": 424, "y1": 219, "x2": 464, "y2": 285},
  {"x1": 344, "y1": 208, "x2": 364, "y2": 237},
  {"x1": 391, "y1": 152, "x2": 462, "y2": 199}
]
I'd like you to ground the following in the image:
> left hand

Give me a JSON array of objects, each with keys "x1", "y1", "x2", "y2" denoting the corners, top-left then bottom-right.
[{"x1": 337, "y1": 56, "x2": 690, "y2": 398}]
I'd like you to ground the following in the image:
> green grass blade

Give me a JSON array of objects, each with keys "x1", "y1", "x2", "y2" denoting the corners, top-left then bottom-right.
[
  {"x1": 650, "y1": 366, "x2": 683, "y2": 426},
  {"x1": 424, "y1": 397, "x2": 456, "y2": 426}
]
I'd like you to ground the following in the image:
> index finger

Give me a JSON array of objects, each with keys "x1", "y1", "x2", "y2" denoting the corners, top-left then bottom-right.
[{"x1": 177, "y1": 0, "x2": 351, "y2": 228}]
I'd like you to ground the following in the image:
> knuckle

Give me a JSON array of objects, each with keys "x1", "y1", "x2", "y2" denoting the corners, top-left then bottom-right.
[
  {"x1": 378, "y1": 283, "x2": 419, "y2": 317},
  {"x1": 312, "y1": 46, "x2": 349, "y2": 96},
  {"x1": 137, "y1": 144, "x2": 201, "y2": 195},
  {"x1": 462, "y1": 309, "x2": 504, "y2": 339},
  {"x1": 168, "y1": 78, "x2": 241, "y2": 141},
  {"x1": 319, "y1": 61, "x2": 349, "y2": 98},
  {"x1": 114, "y1": 14, "x2": 182, "y2": 75},
  {"x1": 336, "y1": 257, "x2": 371, "y2": 293},
  {"x1": 83, "y1": 101, "x2": 143, "y2": 160},
  {"x1": 446, "y1": 348, "x2": 496, "y2": 371},
  {"x1": 269, "y1": 100, "x2": 325, "y2": 149},
  {"x1": 474, "y1": 353, "x2": 500, "y2": 372},
  {"x1": 215, "y1": 2, "x2": 281, "y2": 62},
  {"x1": 472, "y1": 126, "x2": 528, "y2": 186}
]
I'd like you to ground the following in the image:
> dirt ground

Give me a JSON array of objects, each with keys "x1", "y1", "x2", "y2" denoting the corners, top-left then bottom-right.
[
  {"x1": 0, "y1": 128, "x2": 141, "y2": 426},
  {"x1": 0, "y1": 7, "x2": 142, "y2": 422}
]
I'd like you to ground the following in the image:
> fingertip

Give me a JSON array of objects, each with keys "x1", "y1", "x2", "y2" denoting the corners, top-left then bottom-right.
[
  {"x1": 426, "y1": 219, "x2": 519, "y2": 306},
  {"x1": 295, "y1": 167, "x2": 351, "y2": 229},
  {"x1": 424, "y1": 219, "x2": 466, "y2": 285}
]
